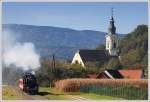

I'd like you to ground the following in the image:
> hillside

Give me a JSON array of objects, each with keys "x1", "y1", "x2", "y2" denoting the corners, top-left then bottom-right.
[
  {"x1": 3, "y1": 24, "x2": 124, "y2": 60},
  {"x1": 119, "y1": 25, "x2": 148, "y2": 69}
]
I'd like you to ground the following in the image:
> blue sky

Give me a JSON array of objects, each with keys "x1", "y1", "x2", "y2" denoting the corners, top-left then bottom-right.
[{"x1": 3, "y1": 2, "x2": 148, "y2": 34}]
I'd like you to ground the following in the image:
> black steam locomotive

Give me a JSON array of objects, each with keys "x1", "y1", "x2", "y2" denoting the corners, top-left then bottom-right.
[{"x1": 19, "y1": 73, "x2": 39, "y2": 94}]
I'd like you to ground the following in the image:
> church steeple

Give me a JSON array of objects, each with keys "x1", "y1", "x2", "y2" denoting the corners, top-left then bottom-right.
[
  {"x1": 105, "y1": 8, "x2": 118, "y2": 56},
  {"x1": 108, "y1": 8, "x2": 116, "y2": 34}
]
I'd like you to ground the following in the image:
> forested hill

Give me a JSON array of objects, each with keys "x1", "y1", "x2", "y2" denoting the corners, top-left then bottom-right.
[
  {"x1": 119, "y1": 25, "x2": 148, "y2": 69},
  {"x1": 3, "y1": 24, "x2": 124, "y2": 60}
]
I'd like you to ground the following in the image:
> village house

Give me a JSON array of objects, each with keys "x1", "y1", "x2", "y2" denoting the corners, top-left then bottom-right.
[{"x1": 72, "y1": 10, "x2": 119, "y2": 68}]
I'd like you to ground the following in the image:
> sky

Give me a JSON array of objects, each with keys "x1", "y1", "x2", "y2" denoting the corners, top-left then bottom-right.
[{"x1": 3, "y1": 2, "x2": 148, "y2": 34}]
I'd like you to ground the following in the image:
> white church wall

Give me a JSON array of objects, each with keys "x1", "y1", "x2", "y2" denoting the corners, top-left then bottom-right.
[{"x1": 106, "y1": 34, "x2": 118, "y2": 56}]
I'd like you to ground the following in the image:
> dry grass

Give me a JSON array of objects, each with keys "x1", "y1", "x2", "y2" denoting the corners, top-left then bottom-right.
[{"x1": 55, "y1": 78, "x2": 148, "y2": 92}]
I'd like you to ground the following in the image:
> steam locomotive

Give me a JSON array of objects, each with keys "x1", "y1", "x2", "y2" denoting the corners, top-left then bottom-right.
[{"x1": 19, "y1": 73, "x2": 39, "y2": 94}]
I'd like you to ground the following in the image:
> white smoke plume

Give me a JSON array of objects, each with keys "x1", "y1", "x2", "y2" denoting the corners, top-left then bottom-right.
[{"x1": 3, "y1": 30, "x2": 41, "y2": 71}]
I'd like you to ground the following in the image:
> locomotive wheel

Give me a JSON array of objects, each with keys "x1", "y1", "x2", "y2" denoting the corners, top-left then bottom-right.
[
  {"x1": 24, "y1": 88, "x2": 28, "y2": 93},
  {"x1": 33, "y1": 91, "x2": 35, "y2": 95},
  {"x1": 30, "y1": 91, "x2": 35, "y2": 95},
  {"x1": 35, "y1": 90, "x2": 38, "y2": 94},
  {"x1": 23, "y1": 87, "x2": 26, "y2": 92}
]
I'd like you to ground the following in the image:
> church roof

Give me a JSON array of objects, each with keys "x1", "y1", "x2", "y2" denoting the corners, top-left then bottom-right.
[{"x1": 78, "y1": 49, "x2": 111, "y2": 62}]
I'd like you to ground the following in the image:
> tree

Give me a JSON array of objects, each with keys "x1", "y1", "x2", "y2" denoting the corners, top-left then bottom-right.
[
  {"x1": 119, "y1": 25, "x2": 148, "y2": 70},
  {"x1": 96, "y1": 44, "x2": 105, "y2": 50},
  {"x1": 106, "y1": 57, "x2": 122, "y2": 70}
]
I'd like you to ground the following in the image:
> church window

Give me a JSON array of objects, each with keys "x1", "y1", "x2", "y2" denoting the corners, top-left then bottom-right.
[{"x1": 107, "y1": 41, "x2": 109, "y2": 48}]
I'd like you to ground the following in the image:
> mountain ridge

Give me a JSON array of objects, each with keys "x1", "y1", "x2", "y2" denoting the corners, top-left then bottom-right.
[
  {"x1": 3, "y1": 24, "x2": 125, "y2": 60},
  {"x1": 3, "y1": 24, "x2": 107, "y2": 33}
]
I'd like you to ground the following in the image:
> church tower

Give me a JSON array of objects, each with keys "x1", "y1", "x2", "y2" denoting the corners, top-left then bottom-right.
[{"x1": 105, "y1": 8, "x2": 118, "y2": 56}]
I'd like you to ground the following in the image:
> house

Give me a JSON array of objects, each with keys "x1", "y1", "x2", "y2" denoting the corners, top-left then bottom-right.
[
  {"x1": 87, "y1": 69, "x2": 144, "y2": 79},
  {"x1": 72, "y1": 9, "x2": 119, "y2": 68},
  {"x1": 96, "y1": 70, "x2": 124, "y2": 79}
]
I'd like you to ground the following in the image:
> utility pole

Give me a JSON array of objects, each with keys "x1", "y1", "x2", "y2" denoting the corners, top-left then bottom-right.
[{"x1": 52, "y1": 54, "x2": 56, "y2": 71}]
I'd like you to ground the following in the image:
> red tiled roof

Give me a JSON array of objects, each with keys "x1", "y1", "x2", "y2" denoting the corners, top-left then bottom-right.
[{"x1": 118, "y1": 70, "x2": 143, "y2": 79}]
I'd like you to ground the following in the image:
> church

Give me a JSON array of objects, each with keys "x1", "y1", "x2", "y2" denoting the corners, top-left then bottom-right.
[{"x1": 71, "y1": 10, "x2": 119, "y2": 68}]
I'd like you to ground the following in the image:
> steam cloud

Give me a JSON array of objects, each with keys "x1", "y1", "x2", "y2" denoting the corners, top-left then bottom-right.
[{"x1": 3, "y1": 30, "x2": 41, "y2": 70}]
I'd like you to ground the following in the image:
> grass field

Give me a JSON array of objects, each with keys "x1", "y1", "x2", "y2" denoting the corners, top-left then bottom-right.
[
  {"x1": 3, "y1": 86, "x2": 123, "y2": 100},
  {"x1": 79, "y1": 93, "x2": 124, "y2": 100},
  {"x1": 39, "y1": 87, "x2": 124, "y2": 100},
  {"x1": 3, "y1": 86, "x2": 18, "y2": 100},
  {"x1": 38, "y1": 87, "x2": 72, "y2": 100}
]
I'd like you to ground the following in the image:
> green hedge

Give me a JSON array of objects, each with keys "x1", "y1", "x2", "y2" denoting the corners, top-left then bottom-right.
[{"x1": 80, "y1": 85, "x2": 148, "y2": 100}]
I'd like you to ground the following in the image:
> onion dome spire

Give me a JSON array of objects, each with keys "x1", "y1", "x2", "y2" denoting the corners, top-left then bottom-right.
[{"x1": 108, "y1": 8, "x2": 116, "y2": 34}]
